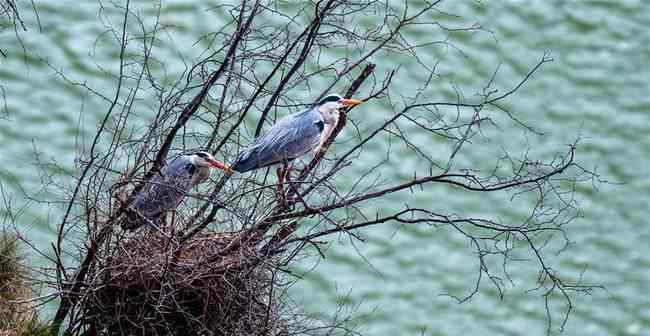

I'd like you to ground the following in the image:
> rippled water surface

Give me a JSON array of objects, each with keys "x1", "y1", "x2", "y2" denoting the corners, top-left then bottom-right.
[{"x1": 1, "y1": 1, "x2": 648, "y2": 335}]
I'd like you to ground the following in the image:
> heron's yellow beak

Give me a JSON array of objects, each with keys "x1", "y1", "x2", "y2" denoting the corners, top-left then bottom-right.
[
  {"x1": 340, "y1": 98, "x2": 363, "y2": 106},
  {"x1": 209, "y1": 159, "x2": 235, "y2": 175}
]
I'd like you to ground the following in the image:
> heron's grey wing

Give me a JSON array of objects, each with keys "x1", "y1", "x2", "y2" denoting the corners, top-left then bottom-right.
[
  {"x1": 232, "y1": 114, "x2": 297, "y2": 171},
  {"x1": 264, "y1": 111, "x2": 323, "y2": 158},
  {"x1": 132, "y1": 156, "x2": 194, "y2": 219},
  {"x1": 233, "y1": 110, "x2": 322, "y2": 171}
]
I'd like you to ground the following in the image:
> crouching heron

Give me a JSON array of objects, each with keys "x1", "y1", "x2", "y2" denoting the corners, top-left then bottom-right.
[
  {"x1": 122, "y1": 151, "x2": 233, "y2": 230},
  {"x1": 231, "y1": 93, "x2": 363, "y2": 204}
]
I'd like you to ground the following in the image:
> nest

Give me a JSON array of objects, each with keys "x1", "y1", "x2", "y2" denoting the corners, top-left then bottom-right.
[{"x1": 81, "y1": 230, "x2": 286, "y2": 336}]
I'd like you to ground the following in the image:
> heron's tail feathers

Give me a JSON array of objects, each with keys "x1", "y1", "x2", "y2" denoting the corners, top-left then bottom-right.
[
  {"x1": 231, "y1": 149, "x2": 259, "y2": 173},
  {"x1": 232, "y1": 159, "x2": 256, "y2": 173}
]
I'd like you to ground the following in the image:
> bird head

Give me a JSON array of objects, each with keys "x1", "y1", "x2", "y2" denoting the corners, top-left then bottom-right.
[
  {"x1": 191, "y1": 151, "x2": 234, "y2": 175},
  {"x1": 316, "y1": 94, "x2": 363, "y2": 123}
]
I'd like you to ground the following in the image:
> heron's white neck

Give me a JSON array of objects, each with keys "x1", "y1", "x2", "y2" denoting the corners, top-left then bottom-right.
[
  {"x1": 315, "y1": 110, "x2": 340, "y2": 153},
  {"x1": 318, "y1": 105, "x2": 340, "y2": 125}
]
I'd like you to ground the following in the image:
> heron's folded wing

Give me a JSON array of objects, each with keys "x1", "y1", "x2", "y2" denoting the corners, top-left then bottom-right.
[
  {"x1": 273, "y1": 112, "x2": 323, "y2": 157},
  {"x1": 233, "y1": 110, "x2": 323, "y2": 171},
  {"x1": 132, "y1": 156, "x2": 194, "y2": 219}
]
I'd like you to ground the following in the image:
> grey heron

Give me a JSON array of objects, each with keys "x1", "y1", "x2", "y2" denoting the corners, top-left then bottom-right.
[
  {"x1": 231, "y1": 93, "x2": 362, "y2": 204},
  {"x1": 122, "y1": 151, "x2": 233, "y2": 230},
  {"x1": 232, "y1": 94, "x2": 363, "y2": 173}
]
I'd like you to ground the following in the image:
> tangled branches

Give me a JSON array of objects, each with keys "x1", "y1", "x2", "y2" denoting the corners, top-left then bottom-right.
[
  {"x1": 0, "y1": 0, "x2": 40, "y2": 58},
  {"x1": 7, "y1": 0, "x2": 601, "y2": 335},
  {"x1": 82, "y1": 231, "x2": 283, "y2": 335}
]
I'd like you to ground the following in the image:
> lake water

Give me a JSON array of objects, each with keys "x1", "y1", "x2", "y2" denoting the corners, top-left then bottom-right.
[{"x1": 1, "y1": 1, "x2": 648, "y2": 335}]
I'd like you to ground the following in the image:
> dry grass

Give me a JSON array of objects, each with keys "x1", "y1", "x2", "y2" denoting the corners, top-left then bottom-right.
[{"x1": 0, "y1": 234, "x2": 48, "y2": 336}]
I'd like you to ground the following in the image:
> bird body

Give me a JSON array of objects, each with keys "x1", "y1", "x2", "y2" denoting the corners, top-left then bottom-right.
[
  {"x1": 232, "y1": 108, "x2": 324, "y2": 172},
  {"x1": 232, "y1": 94, "x2": 362, "y2": 173},
  {"x1": 123, "y1": 152, "x2": 232, "y2": 230}
]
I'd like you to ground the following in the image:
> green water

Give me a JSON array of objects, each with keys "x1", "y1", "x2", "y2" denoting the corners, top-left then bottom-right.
[{"x1": 1, "y1": 1, "x2": 648, "y2": 335}]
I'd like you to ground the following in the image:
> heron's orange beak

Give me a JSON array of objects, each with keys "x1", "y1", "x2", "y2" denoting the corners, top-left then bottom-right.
[
  {"x1": 209, "y1": 159, "x2": 235, "y2": 175},
  {"x1": 340, "y1": 98, "x2": 363, "y2": 106}
]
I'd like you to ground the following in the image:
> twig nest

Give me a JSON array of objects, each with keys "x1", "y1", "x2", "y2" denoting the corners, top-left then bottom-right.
[{"x1": 81, "y1": 229, "x2": 286, "y2": 335}]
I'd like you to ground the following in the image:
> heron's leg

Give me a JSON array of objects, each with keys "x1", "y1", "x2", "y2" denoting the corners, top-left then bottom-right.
[
  {"x1": 285, "y1": 163, "x2": 314, "y2": 210},
  {"x1": 285, "y1": 162, "x2": 294, "y2": 187},
  {"x1": 285, "y1": 162, "x2": 297, "y2": 198},
  {"x1": 276, "y1": 165, "x2": 287, "y2": 207}
]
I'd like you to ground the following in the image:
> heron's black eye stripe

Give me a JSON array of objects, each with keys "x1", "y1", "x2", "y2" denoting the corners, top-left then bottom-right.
[
  {"x1": 314, "y1": 120, "x2": 324, "y2": 132},
  {"x1": 194, "y1": 152, "x2": 208, "y2": 158},
  {"x1": 185, "y1": 163, "x2": 196, "y2": 175},
  {"x1": 318, "y1": 94, "x2": 342, "y2": 105}
]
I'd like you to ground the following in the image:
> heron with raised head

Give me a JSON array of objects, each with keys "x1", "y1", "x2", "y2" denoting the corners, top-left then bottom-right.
[
  {"x1": 231, "y1": 94, "x2": 363, "y2": 203},
  {"x1": 122, "y1": 151, "x2": 233, "y2": 230}
]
